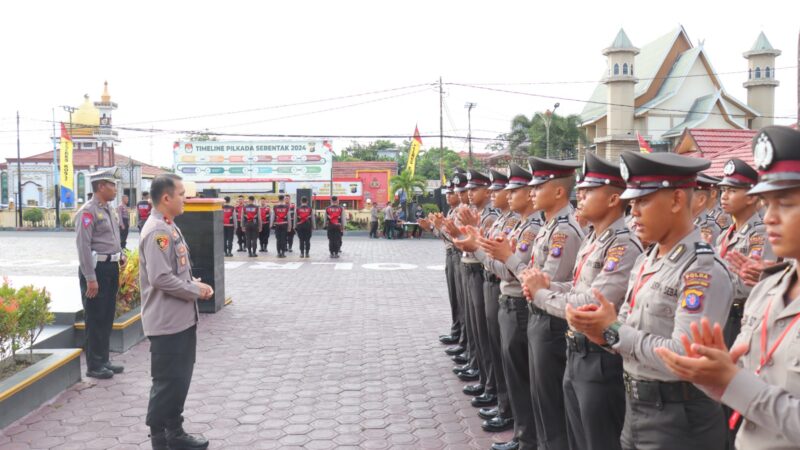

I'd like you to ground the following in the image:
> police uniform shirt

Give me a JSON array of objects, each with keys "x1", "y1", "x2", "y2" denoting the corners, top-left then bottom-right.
[
  {"x1": 475, "y1": 214, "x2": 542, "y2": 298},
  {"x1": 433, "y1": 207, "x2": 458, "y2": 249},
  {"x1": 479, "y1": 211, "x2": 520, "y2": 272},
  {"x1": 613, "y1": 228, "x2": 734, "y2": 381},
  {"x1": 323, "y1": 205, "x2": 347, "y2": 228},
  {"x1": 721, "y1": 262, "x2": 800, "y2": 448},
  {"x1": 694, "y1": 209, "x2": 722, "y2": 245},
  {"x1": 532, "y1": 216, "x2": 643, "y2": 319},
  {"x1": 117, "y1": 202, "x2": 129, "y2": 225},
  {"x1": 76, "y1": 197, "x2": 122, "y2": 282},
  {"x1": 513, "y1": 204, "x2": 584, "y2": 282},
  {"x1": 461, "y1": 204, "x2": 498, "y2": 263},
  {"x1": 716, "y1": 212, "x2": 775, "y2": 302},
  {"x1": 139, "y1": 210, "x2": 201, "y2": 337}
]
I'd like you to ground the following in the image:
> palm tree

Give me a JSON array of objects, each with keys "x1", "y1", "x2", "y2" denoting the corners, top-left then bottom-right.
[{"x1": 390, "y1": 170, "x2": 427, "y2": 215}]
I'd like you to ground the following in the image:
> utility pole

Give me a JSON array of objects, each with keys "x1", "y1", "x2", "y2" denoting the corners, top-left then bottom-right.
[
  {"x1": 797, "y1": 28, "x2": 799, "y2": 128},
  {"x1": 439, "y1": 77, "x2": 444, "y2": 185},
  {"x1": 16, "y1": 111, "x2": 22, "y2": 228},
  {"x1": 465, "y1": 102, "x2": 477, "y2": 168},
  {"x1": 51, "y1": 108, "x2": 61, "y2": 228}
]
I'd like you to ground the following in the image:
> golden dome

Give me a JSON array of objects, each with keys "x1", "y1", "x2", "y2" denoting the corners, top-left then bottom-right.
[{"x1": 71, "y1": 94, "x2": 99, "y2": 136}]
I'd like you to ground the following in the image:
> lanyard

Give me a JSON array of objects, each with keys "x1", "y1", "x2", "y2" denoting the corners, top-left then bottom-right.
[
  {"x1": 718, "y1": 225, "x2": 736, "y2": 258},
  {"x1": 627, "y1": 263, "x2": 654, "y2": 309},
  {"x1": 572, "y1": 243, "x2": 597, "y2": 287},
  {"x1": 729, "y1": 298, "x2": 800, "y2": 429}
]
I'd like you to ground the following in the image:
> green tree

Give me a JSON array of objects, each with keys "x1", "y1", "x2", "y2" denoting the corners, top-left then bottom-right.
[
  {"x1": 339, "y1": 140, "x2": 399, "y2": 161},
  {"x1": 414, "y1": 147, "x2": 467, "y2": 180},
  {"x1": 389, "y1": 170, "x2": 427, "y2": 206},
  {"x1": 505, "y1": 112, "x2": 587, "y2": 160}
]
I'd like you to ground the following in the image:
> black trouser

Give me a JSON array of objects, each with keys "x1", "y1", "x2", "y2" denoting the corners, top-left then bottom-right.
[
  {"x1": 236, "y1": 226, "x2": 245, "y2": 249},
  {"x1": 563, "y1": 336, "x2": 625, "y2": 450},
  {"x1": 327, "y1": 225, "x2": 343, "y2": 254},
  {"x1": 465, "y1": 263, "x2": 491, "y2": 391},
  {"x1": 296, "y1": 221, "x2": 312, "y2": 254},
  {"x1": 275, "y1": 223, "x2": 288, "y2": 255},
  {"x1": 723, "y1": 301, "x2": 744, "y2": 449},
  {"x1": 288, "y1": 229, "x2": 295, "y2": 250},
  {"x1": 454, "y1": 253, "x2": 469, "y2": 351},
  {"x1": 384, "y1": 220, "x2": 394, "y2": 239},
  {"x1": 244, "y1": 222, "x2": 259, "y2": 255},
  {"x1": 621, "y1": 387, "x2": 726, "y2": 450},
  {"x1": 499, "y1": 295, "x2": 536, "y2": 448},
  {"x1": 527, "y1": 306, "x2": 569, "y2": 450},
  {"x1": 259, "y1": 226, "x2": 270, "y2": 251},
  {"x1": 223, "y1": 226, "x2": 234, "y2": 254},
  {"x1": 445, "y1": 248, "x2": 462, "y2": 337},
  {"x1": 146, "y1": 325, "x2": 197, "y2": 431},
  {"x1": 78, "y1": 262, "x2": 119, "y2": 371},
  {"x1": 484, "y1": 276, "x2": 511, "y2": 419},
  {"x1": 369, "y1": 221, "x2": 378, "y2": 238},
  {"x1": 120, "y1": 221, "x2": 129, "y2": 249}
]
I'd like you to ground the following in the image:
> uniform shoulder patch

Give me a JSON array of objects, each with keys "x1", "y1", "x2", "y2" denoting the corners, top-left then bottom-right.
[
  {"x1": 519, "y1": 230, "x2": 535, "y2": 252},
  {"x1": 155, "y1": 234, "x2": 170, "y2": 251},
  {"x1": 681, "y1": 287, "x2": 704, "y2": 313},
  {"x1": 550, "y1": 232, "x2": 567, "y2": 257},
  {"x1": 604, "y1": 245, "x2": 626, "y2": 272},
  {"x1": 81, "y1": 212, "x2": 93, "y2": 228}
]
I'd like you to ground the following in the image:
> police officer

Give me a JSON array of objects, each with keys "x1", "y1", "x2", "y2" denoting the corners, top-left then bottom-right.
[
  {"x1": 324, "y1": 195, "x2": 346, "y2": 258},
  {"x1": 693, "y1": 173, "x2": 723, "y2": 245},
  {"x1": 272, "y1": 195, "x2": 290, "y2": 258},
  {"x1": 258, "y1": 197, "x2": 271, "y2": 253},
  {"x1": 222, "y1": 196, "x2": 237, "y2": 257},
  {"x1": 76, "y1": 167, "x2": 126, "y2": 379},
  {"x1": 472, "y1": 164, "x2": 541, "y2": 450},
  {"x1": 522, "y1": 153, "x2": 643, "y2": 450},
  {"x1": 656, "y1": 125, "x2": 800, "y2": 450},
  {"x1": 506, "y1": 157, "x2": 584, "y2": 450},
  {"x1": 118, "y1": 194, "x2": 130, "y2": 249},
  {"x1": 567, "y1": 151, "x2": 734, "y2": 450},
  {"x1": 137, "y1": 191, "x2": 152, "y2": 231},
  {"x1": 286, "y1": 195, "x2": 296, "y2": 253},
  {"x1": 295, "y1": 196, "x2": 315, "y2": 258},
  {"x1": 242, "y1": 196, "x2": 261, "y2": 257},
  {"x1": 716, "y1": 158, "x2": 775, "y2": 348},
  {"x1": 139, "y1": 174, "x2": 212, "y2": 450},
  {"x1": 234, "y1": 195, "x2": 246, "y2": 252}
]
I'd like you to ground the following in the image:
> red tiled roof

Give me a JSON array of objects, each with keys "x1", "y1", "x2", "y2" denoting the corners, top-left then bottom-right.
[
  {"x1": 705, "y1": 141, "x2": 754, "y2": 177},
  {"x1": 2, "y1": 150, "x2": 168, "y2": 177},
  {"x1": 678, "y1": 128, "x2": 758, "y2": 156}
]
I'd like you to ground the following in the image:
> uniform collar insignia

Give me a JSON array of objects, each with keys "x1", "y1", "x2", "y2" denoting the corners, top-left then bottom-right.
[
  {"x1": 668, "y1": 244, "x2": 686, "y2": 263},
  {"x1": 598, "y1": 228, "x2": 614, "y2": 243}
]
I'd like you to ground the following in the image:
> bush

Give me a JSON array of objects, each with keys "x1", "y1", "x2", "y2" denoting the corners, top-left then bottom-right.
[
  {"x1": 0, "y1": 278, "x2": 53, "y2": 365},
  {"x1": 59, "y1": 212, "x2": 72, "y2": 228},
  {"x1": 22, "y1": 208, "x2": 44, "y2": 226},
  {"x1": 421, "y1": 203, "x2": 440, "y2": 216},
  {"x1": 116, "y1": 249, "x2": 141, "y2": 318}
]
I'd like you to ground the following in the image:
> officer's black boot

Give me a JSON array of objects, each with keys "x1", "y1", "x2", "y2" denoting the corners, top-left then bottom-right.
[
  {"x1": 166, "y1": 426, "x2": 209, "y2": 449},
  {"x1": 149, "y1": 429, "x2": 169, "y2": 450}
]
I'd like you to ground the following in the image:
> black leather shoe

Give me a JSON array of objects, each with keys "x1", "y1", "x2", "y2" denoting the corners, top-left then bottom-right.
[
  {"x1": 86, "y1": 367, "x2": 114, "y2": 379},
  {"x1": 452, "y1": 364, "x2": 472, "y2": 375},
  {"x1": 166, "y1": 427, "x2": 209, "y2": 449},
  {"x1": 491, "y1": 439, "x2": 520, "y2": 450},
  {"x1": 150, "y1": 430, "x2": 169, "y2": 450},
  {"x1": 445, "y1": 346, "x2": 465, "y2": 356},
  {"x1": 103, "y1": 362, "x2": 124, "y2": 374},
  {"x1": 483, "y1": 416, "x2": 514, "y2": 433},
  {"x1": 462, "y1": 384, "x2": 484, "y2": 396},
  {"x1": 439, "y1": 334, "x2": 460, "y2": 345},
  {"x1": 451, "y1": 354, "x2": 469, "y2": 364},
  {"x1": 471, "y1": 393, "x2": 497, "y2": 407},
  {"x1": 457, "y1": 368, "x2": 480, "y2": 381},
  {"x1": 478, "y1": 407, "x2": 498, "y2": 420}
]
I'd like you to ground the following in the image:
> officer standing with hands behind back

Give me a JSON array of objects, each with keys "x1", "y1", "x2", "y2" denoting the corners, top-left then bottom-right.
[
  {"x1": 140, "y1": 174, "x2": 213, "y2": 450},
  {"x1": 76, "y1": 167, "x2": 127, "y2": 379}
]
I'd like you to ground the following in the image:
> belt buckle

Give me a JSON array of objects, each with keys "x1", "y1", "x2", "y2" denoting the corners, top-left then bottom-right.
[{"x1": 630, "y1": 380, "x2": 640, "y2": 400}]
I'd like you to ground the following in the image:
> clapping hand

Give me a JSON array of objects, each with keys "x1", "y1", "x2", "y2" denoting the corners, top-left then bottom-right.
[
  {"x1": 726, "y1": 253, "x2": 777, "y2": 287},
  {"x1": 453, "y1": 225, "x2": 481, "y2": 252},
  {"x1": 520, "y1": 267, "x2": 550, "y2": 301},
  {"x1": 565, "y1": 289, "x2": 618, "y2": 345},
  {"x1": 477, "y1": 234, "x2": 514, "y2": 263},
  {"x1": 458, "y1": 207, "x2": 480, "y2": 227}
]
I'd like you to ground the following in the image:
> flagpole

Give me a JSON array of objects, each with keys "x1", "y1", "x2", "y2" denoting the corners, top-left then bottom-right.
[
  {"x1": 52, "y1": 108, "x2": 61, "y2": 228},
  {"x1": 439, "y1": 76, "x2": 444, "y2": 184},
  {"x1": 16, "y1": 111, "x2": 23, "y2": 228}
]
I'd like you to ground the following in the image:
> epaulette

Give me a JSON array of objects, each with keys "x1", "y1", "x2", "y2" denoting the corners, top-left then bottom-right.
[
  {"x1": 761, "y1": 261, "x2": 792, "y2": 278},
  {"x1": 694, "y1": 242, "x2": 714, "y2": 256},
  {"x1": 557, "y1": 216, "x2": 570, "y2": 224}
]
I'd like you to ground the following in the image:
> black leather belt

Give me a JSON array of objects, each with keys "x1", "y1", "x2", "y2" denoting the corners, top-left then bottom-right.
[
  {"x1": 565, "y1": 330, "x2": 605, "y2": 354},
  {"x1": 623, "y1": 372, "x2": 705, "y2": 403},
  {"x1": 463, "y1": 263, "x2": 484, "y2": 273},
  {"x1": 528, "y1": 303, "x2": 546, "y2": 316},
  {"x1": 730, "y1": 301, "x2": 745, "y2": 316},
  {"x1": 499, "y1": 295, "x2": 527, "y2": 310},
  {"x1": 446, "y1": 248, "x2": 458, "y2": 255},
  {"x1": 484, "y1": 271, "x2": 500, "y2": 283}
]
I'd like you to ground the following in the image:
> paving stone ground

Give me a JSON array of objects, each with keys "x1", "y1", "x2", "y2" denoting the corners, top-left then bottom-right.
[{"x1": 0, "y1": 231, "x2": 513, "y2": 449}]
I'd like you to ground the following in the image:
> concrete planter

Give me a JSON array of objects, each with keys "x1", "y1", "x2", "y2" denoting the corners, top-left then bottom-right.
[
  {"x1": 74, "y1": 306, "x2": 144, "y2": 353},
  {"x1": 0, "y1": 349, "x2": 82, "y2": 429}
]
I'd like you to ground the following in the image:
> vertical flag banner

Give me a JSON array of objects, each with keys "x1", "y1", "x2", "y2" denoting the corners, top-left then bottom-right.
[
  {"x1": 636, "y1": 132, "x2": 653, "y2": 154},
  {"x1": 59, "y1": 123, "x2": 74, "y2": 202},
  {"x1": 406, "y1": 126, "x2": 422, "y2": 176}
]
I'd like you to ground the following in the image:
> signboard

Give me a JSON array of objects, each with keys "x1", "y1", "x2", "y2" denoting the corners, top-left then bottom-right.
[
  {"x1": 173, "y1": 140, "x2": 333, "y2": 188},
  {"x1": 357, "y1": 170, "x2": 391, "y2": 205},
  {"x1": 285, "y1": 179, "x2": 362, "y2": 200}
]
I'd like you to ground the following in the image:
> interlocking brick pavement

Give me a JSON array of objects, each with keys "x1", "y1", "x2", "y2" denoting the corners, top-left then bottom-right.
[{"x1": 0, "y1": 232, "x2": 513, "y2": 449}]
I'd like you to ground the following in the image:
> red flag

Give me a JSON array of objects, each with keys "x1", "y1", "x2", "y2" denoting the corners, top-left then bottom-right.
[
  {"x1": 61, "y1": 122, "x2": 71, "y2": 141},
  {"x1": 636, "y1": 132, "x2": 653, "y2": 154},
  {"x1": 413, "y1": 125, "x2": 422, "y2": 144}
]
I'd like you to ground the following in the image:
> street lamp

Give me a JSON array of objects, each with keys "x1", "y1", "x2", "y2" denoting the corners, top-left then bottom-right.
[
  {"x1": 536, "y1": 102, "x2": 560, "y2": 159},
  {"x1": 465, "y1": 102, "x2": 477, "y2": 168}
]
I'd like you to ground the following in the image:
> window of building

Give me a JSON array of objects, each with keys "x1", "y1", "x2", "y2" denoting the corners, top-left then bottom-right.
[
  {"x1": 755, "y1": 67, "x2": 761, "y2": 79},
  {"x1": 623, "y1": 63, "x2": 628, "y2": 75},
  {"x1": 83, "y1": 142, "x2": 94, "y2": 149},
  {"x1": 748, "y1": 68, "x2": 752, "y2": 79},
  {"x1": 765, "y1": 66, "x2": 771, "y2": 78},
  {"x1": 613, "y1": 63, "x2": 619, "y2": 75}
]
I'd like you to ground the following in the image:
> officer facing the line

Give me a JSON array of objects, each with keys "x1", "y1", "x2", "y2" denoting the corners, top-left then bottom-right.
[
  {"x1": 324, "y1": 195, "x2": 346, "y2": 258},
  {"x1": 75, "y1": 167, "x2": 126, "y2": 379}
]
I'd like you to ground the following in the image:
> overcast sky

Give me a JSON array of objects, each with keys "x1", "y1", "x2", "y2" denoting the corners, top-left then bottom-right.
[{"x1": 0, "y1": 0, "x2": 797, "y2": 168}]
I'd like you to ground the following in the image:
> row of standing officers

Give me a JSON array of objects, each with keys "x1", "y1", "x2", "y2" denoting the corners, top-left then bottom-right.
[{"x1": 421, "y1": 125, "x2": 800, "y2": 450}]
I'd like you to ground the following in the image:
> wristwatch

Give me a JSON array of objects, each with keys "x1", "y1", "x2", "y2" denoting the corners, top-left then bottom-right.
[{"x1": 602, "y1": 321, "x2": 623, "y2": 348}]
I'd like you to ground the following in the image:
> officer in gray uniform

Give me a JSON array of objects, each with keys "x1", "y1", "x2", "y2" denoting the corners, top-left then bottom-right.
[
  {"x1": 140, "y1": 174, "x2": 213, "y2": 450},
  {"x1": 523, "y1": 153, "x2": 642, "y2": 450},
  {"x1": 693, "y1": 173, "x2": 723, "y2": 245},
  {"x1": 474, "y1": 164, "x2": 541, "y2": 450},
  {"x1": 568, "y1": 151, "x2": 734, "y2": 450},
  {"x1": 430, "y1": 177, "x2": 464, "y2": 345},
  {"x1": 506, "y1": 157, "x2": 583, "y2": 450},
  {"x1": 75, "y1": 167, "x2": 126, "y2": 379},
  {"x1": 716, "y1": 158, "x2": 776, "y2": 348}
]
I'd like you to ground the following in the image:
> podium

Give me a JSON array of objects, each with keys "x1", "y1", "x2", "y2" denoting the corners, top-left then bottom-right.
[{"x1": 175, "y1": 198, "x2": 226, "y2": 313}]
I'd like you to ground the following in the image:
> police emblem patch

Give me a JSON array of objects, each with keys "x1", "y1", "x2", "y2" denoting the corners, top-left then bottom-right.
[
  {"x1": 753, "y1": 133, "x2": 774, "y2": 170},
  {"x1": 723, "y1": 160, "x2": 736, "y2": 176},
  {"x1": 681, "y1": 288, "x2": 704, "y2": 312},
  {"x1": 155, "y1": 234, "x2": 170, "y2": 251},
  {"x1": 81, "y1": 212, "x2": 93, "y2": 228}
]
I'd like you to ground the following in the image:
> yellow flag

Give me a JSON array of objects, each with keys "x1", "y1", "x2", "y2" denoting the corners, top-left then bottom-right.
[
  {"x1": 406, "y1": 126, "x2": 422, "y2": 176},
  {"x1": 59, "y1": 123, "x2": 74, "y2": 191}
]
